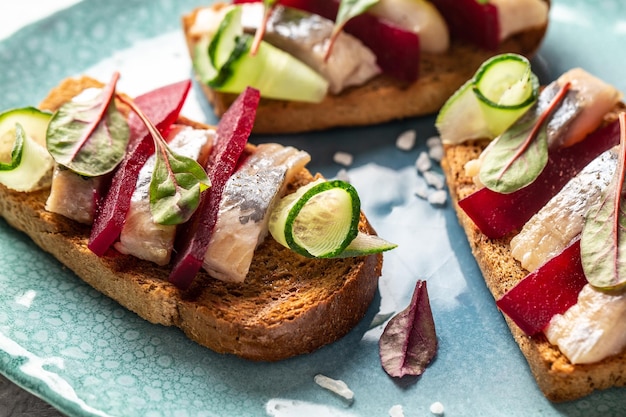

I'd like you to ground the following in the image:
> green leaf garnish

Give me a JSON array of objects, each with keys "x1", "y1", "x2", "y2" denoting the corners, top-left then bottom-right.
[
  {"x1": 46, "y1": 72, "x2": 130, "y2": 177},
  {"x1": 580, "y1": 113, "x2": 626, "y2": 291},
  {"x1": 479, "y1": 81, "x2": 572, "y2": 193},
  {"x1": 0, "y1": 122, "x2": 24, "y2": 170},
  {"x1": 324, "y1": 0, "x2": 379, "y2": 61},
  {"x1": 116, "y1": 95, "x2": 211, "y2": 226},
  {"x1": 249, "y1": 0, "x2": 279, "y2": 56}
]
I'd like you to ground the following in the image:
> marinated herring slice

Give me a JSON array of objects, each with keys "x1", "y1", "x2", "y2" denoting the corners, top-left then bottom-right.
[
  {"x1": 45, "y1": 166, "x2": 105, "y2": 225},
  {"x1": 239, "y1": 3, "x2": 380, "y2": 95},
  {"x1": 510, "y1": 149, "x2": 617, "y2": 272},
  {"x1": 203, "y1": 143, "x2": 311, "y2": 283},
  {"x1": 114, "y1": 125, "x2": 215, "y2": 266}
]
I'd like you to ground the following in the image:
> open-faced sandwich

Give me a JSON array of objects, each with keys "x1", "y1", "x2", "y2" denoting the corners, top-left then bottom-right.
[
  {"x1": 436, "y1": 52, "x2": 626, "y2": 401},
  {"x1": 182, "y1": 0, "x2": 550, "y2": 134},
  {"x1": 0, "y1": 74, "x2": 396, "y2": 361}
]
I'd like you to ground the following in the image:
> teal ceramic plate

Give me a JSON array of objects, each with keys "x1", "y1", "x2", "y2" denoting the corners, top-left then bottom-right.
[{"x1": 1, "y1": 1, "x2": 625, "y2": 416}]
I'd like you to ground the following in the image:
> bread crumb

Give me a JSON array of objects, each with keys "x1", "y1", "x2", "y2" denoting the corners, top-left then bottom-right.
[
  {"x1": 333, "y1": 151, "x2": 354, "y2": 167},
  {"x1": 314, "y1": 374, "x2": 354, "y2": 402},
  {"x1": 396, "y1": 129, "x2": 416, "y2": 151},
  {"x1": 430, "y1": 401, "x2": 445, "y2": 415},
  {"x1": 389, "y1": 404, "x2": 405, "y2": 417}
]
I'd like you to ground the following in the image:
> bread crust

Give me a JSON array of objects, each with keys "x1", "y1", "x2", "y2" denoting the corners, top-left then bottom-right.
[
  {"x1": 441, "y1": 108, "x2": 626, "y2": 401},
  {"x1": 0, "y1": 76, "x2": 383, "y2": 362},
  {"x1": 181, "y1": 2, "x2": 549, "y2": 134}
]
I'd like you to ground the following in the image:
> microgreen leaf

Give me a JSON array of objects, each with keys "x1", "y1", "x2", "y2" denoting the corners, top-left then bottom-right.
[
  {"x1": 324, "y1": 0, "x2": 379, "y2": 61},
  {"x1": 379, "y1": 280, "x2": 438, "y2": 378},
  {"x1": 47, "y1": 72, "x2": 129, "y2": 177},
  {"x1": 0, "y1": 123, "x2": 24, "y2": 170},
  {"x1": 116, "y1": 95, "x2": 211, "y2": 226},
  {"x1": 249, "y1": 0, "x2": 279, "y2": 56},
  {"x1": 479, "y1": 82, "x2": 571, "y2": 194},
  {"x1": 580, "y1": 113, "x2": 626, "y2": 291}
]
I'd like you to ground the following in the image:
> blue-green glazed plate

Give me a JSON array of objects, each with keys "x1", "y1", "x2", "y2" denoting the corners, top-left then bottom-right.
[{"x1": 0, "y1": 0, "x2": 625, "y2": 416}]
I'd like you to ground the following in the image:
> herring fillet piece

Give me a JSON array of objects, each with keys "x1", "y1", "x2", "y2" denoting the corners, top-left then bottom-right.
[
  {"x1": 114, "y1": 126, "x2": 215, "y2": 266},
  {"x1": 240, "y1": 3, "x2": 380, "y2": 94},
  {"x1": 510, "y1": 149, "x2": 617, "y2": 272},
  {"x1": 203, "y1": 143, "x2": 311, "y2": 282}
]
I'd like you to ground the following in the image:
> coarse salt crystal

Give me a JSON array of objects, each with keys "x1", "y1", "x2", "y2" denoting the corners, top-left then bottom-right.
[
  {"x1": 414, "y1": 181, "x2": 429, "y2": 200},
  {"x1": 415, "y1": 151, "x2": 432, "y2": 173},
  {"x1": 430, "y1": 401, "x2": 445, "y2": 415},
  {"x1": 335, "y1": 168, "x2": 350, "y2": 182},
  {"x1": 428, "y1": 144, "x2": 444, "y2": 162},
  {"x1": 396, "y1": 129, "x2": 416, "y2": 151},
  {"x1": 428, "y1": 190, "x2": 448, "y2": 206},
  {"x1": 389, "y1": 404, "x2": 405, "y2": 417},
  {"x1": 423, "y1": 171, "x2": 445, "y2": 190},
  {"x1": 426, "y1": 135, "x2": 442, "y2": 149},
  {"x1": 313, "y1": 374, "x2": 354, "y2": 401},
  {"x1": 333, "y1": 151, "x2": 354, "y2": 167}
]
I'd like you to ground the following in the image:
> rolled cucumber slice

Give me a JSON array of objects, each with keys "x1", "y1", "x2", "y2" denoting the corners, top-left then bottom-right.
[
  {"x1": 436, "y1": 53, "x2": 539, "y2": 144},
  {"x1": 193, "y1": 5, "x2": 329, "y2": 103},
  {"x1": 269, "y1": 179, "x2": 397, "y2": 258},
  {"x1": 0, "y1": 107, "x2": 54, "y2": 191}
]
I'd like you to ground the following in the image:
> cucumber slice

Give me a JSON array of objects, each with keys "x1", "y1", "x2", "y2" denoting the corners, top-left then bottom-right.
[
  {"x1": 269, "y1": 179, "x2": 396, "y2": 258},
  {"x1": 193, "y1": 5, "x2": 329, "y2": 103},
  {"x1": 473, "y1": 53, "x2": 539, "y2": 135},
  {"x1": 436, "y1": 53, "x2": 538, "y2": 144},
  {"x1": 0, "y1": 107, "x2": 54, "y2": 191}
]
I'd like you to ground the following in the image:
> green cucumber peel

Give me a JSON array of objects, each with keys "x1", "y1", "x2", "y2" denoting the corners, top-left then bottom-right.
[
  {"x1": 116, "y1": 95, "x2": 211, "y2": 226},
  {"x1": 479, "y1": 80, "x2": 571, "y2": 194},
  {"x1": 0, "y1": 122, "x2": 24, "y2": 170},
  {"x1": 46, "y1": 72, "x2": 130, "y2": 177},
  {"x1": 580, "y1": 113, "x2": 626, "y2": 291}
]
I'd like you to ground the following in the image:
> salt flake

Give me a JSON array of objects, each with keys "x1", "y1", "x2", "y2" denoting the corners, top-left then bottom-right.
[
  {"x1": 423, "y1": 170, "x2": 445, "y2": 190},
  {"x1": 430, "y1": 401, "x2": 445, "y2": 415},
  {"x1": 389, "y1": 404, "x2": 405, "y2": 417},
  {"x1": 314, "y1": 374, "x2": 354, "y2": 401},
  {"x1": 428, "y1": 190, "x2": 448, "y2": 206},
  {"x1": 333, "y1": 151, "x2": 354, "y2": 167},
  {"x1": 415, "y1": 151, "x2": 432, "y2": 173},
  {"x1": 396, "y1": 129, "x2": 417, "y2": 151}
]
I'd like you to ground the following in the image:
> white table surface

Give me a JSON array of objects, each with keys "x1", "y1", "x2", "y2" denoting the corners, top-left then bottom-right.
[{"x1": 1, "y1": 3, "x2": 81, "y2": 415}]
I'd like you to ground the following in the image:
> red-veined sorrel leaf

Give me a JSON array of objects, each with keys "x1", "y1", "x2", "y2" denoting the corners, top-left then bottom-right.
[
  {"x1": 46, "y1": 72, "x2": 129, "y2": 177},
  {"x1": 580, "y1": 112, "x2": 626, "y2": 291},
  {"x1": 324, "y1": 0, "x2": 379, "y2": 61},
  {"x1": 116, "y1": 95, "x2": 211, "y2": 226},
  {"x1": 249, "y1": 0, "x2": 279, "y2": 55},
  {"x1": 379, "y1": 280, "x2": 437, "y2": 378},
  {"x1": 479, "y1": 81, "x2": 572, "y2": 194}
]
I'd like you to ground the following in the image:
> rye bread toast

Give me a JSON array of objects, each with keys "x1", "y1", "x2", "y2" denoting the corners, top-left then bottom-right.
[
  {"x1": 0, "y1": 76, "x2": 383, "y2": 362},
  {"x1": 181, "y1": 2, "x2": 549, "y2": 134},
  {"x1": 440, "y1": 106, "x2": 626, "y2": 402}
]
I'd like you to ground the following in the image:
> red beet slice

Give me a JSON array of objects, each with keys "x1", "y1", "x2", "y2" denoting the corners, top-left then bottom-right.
[
  {"x1": 168, "y1": 87, "x2": 260, "y2": 290},
  {"x1": 429, "y1": 0, "x2": 499, "y2": 50},
  {"x1": 88, "y1": 80, "x2": 192, "y2": 256},
  {"x1": 235, "y1": 0, "x2": 420, "y2": 82},
  {"x1": 459, "y1": 119, "x2": 621, "y2": 239},
  {"x1": 496, "y1": 239, "x2": 588, "y2": 335}
]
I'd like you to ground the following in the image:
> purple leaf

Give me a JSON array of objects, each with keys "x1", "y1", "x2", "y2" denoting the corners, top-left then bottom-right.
[{"x1": 379, "y1": 280, "x2": 438, "y2": 378}]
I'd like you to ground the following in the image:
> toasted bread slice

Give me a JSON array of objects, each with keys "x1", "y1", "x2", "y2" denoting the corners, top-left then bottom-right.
[
  {"x1": 181, "y1": 2, "x2": 549, "y2": 134},
  {"x1": 0, "y1": 76, "x2": 383, "y2": 361},
  {"x1": 440, "y1": 105, "x2": 626, "y2": 402}
]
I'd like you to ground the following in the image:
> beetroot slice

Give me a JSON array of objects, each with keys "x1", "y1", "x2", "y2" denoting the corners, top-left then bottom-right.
[
  {"x1": 168, "y1": 87, "x2": 261, "y2": 290},
  {"x1": 459, "y1": 120, "x2": 621, "y2": 239},
  {"x1": 429, "y1": 0, "x2": 499, "y2": 50},
  {"x1": 88, "y1": 80, "x2": 192, "y2": 256},
  {"x1": 236, "y1": 0, "x2": 420, "y2": 82},
  {"x1": 496, "y1": 240, "x2": 587, "y2": 335}
]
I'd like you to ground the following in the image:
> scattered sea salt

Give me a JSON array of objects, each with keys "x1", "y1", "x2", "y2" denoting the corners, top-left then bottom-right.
[
  {"x1": 428, "y1": 144, "x2": 444, "y2": 162},
  {"x1": 389, "y1": 404, "x2": 405, "y2": 417},
  {"x1": 430, "y1": 401, "x2": 445, "y2": 415},
  {"x1": 426, "y1": 135, "x2": 442, "y2": 149},
  {"x1": 423, "y1": 171, "x2": 445, "y2": 190},
  {"x1": 313, "y1": 374, "x2": 354, "y2": 402},
  {"x1": 333, "y1": 151, "x2": 354, "y2": 167},
  {"x1": 428, "y1": 190, "x2": 448, "y2": 206},
  {"x1": 414, "y1": 181, "x2": 429, "y2": 200},
  {"x1": 415, "y1": 151, "x2": 432, "y2": 173},
  {"x1": 395, "y1": 129, "x2": 417, "y2": 151}
]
